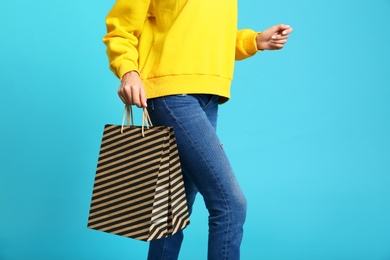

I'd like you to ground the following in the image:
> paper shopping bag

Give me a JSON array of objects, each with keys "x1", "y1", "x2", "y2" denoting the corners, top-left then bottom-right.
[{"x1": 87, "y1": 106, "x2": 190, "y2": 241}]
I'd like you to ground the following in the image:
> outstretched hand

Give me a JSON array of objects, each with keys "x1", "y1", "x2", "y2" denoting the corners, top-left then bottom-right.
[
  {"x1": 118, "y1": 71, "x2": 148, "y2": 108},
  {"x1": 256, "y1": 24, "x2": 293, "y2": 51}
]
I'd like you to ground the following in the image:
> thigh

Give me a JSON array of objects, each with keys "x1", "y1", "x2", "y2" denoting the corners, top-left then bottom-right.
[{"x1": 147, "y1": 95, "x2": 244, "y2": 212}]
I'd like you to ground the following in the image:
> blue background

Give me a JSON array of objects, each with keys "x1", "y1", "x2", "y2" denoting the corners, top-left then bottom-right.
[{"x1": 1, "y1": 0, "x2": 389, "y2": 259}]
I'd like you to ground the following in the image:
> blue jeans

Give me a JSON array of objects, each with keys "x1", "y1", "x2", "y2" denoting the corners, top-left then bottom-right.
[{"x1": 146, "y1": 94, "x2": 247, "y2": 260}]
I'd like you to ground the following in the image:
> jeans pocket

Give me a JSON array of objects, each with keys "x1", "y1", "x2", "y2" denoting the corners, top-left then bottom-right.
[{"x1": 195, "y1": 94, "x2": 218, "y2": 110}]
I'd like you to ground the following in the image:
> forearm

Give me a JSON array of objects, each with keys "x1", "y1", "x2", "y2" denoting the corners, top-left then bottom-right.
[{"x1": 103, "y1": 0, "x2": 151, "y2": 79}]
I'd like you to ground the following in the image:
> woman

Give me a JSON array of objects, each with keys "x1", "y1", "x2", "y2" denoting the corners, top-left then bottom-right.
[{"x1": 103, "y1": 0, "x2": 292, "y2": 259}]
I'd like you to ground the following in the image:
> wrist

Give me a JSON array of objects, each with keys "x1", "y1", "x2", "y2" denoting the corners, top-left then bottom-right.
[
  {"x1": 123, "y1": 70, "x2": 139, "y2": 78},
  {"x1": 256, "y1": 33, "x2": 266, "y2": 51},
  {"x1": 122, "y1": 70, "x2": 140, "y2": 81},
  {"x1": 127, "y1": 70, "x2": 139, "y2": 76}
]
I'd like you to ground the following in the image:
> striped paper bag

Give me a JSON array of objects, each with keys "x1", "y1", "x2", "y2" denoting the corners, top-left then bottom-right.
[{"x1": 87, "y1": 107, "x2": 190, "y2": 241}]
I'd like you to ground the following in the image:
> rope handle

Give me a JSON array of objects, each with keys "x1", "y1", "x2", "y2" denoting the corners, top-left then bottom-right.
[{"x1": 121, "y1": 105, "x2": 153, "y2": 137}]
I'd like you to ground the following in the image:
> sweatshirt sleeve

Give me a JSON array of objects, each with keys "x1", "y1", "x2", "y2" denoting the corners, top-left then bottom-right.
[
  {"x1": 103, "y1": 0, "x2": 151, "y2": 79},
  {"x1": 235, "y1": 29, "x2": 261, "y2": 61}
]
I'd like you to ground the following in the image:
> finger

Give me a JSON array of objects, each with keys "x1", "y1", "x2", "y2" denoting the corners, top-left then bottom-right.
[
  {"x1": 270, "y1": 39, "x2": 287, "y2": 45},
  {"x1": 124, "y1": 85, "x2": 135, "y2": 105},
  {"x1": 271, "y1": 34, "x2": 289, "y2": 40},
  {"x1": 118, "y1": 86, "x2": 129, "y2": 104},
  {"x1": 273, "y1": 43, "x2": 285, "y2": 50},
  {"x1": 129, "y1": 86, "x2": 138, "y2": 107},
  {"x1": 132, "y1": 86, "x2": 146, "y2": 108},
  {"x1": 118, "y1": 92, "x2": 127, "y2": 104},
  {"x1": 282, "y1": 27, "x2": 293, "y2": 35},
  {"x1": 268, "y1": 41, "x2": 285, "y2": 50},
  {"x1": 139, "y1": 87, "x2": 147, "y2": 108}
]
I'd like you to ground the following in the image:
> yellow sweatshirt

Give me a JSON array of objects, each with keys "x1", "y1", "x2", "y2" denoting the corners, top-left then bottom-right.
[{"x1": 104, "y1": 0, "x2": 259, "y2": 102}]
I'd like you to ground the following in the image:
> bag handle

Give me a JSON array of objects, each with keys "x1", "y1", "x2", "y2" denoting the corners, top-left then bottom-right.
[
  {"x1": 121, "y1": 104, "x2": 134, "y2": 129},
  {"x1": 121, "y1": 105, "x2": 153, "y2": 137}
]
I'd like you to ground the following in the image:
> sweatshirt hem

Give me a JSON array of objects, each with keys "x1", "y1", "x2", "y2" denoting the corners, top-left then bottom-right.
[{"x1": 143, "y1": 74, "x2": 232, "y2": 102}]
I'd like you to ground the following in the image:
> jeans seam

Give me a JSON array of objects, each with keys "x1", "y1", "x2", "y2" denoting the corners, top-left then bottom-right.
[{"x1": 161, "y1": 236, "x2": 168, "y2": 259}]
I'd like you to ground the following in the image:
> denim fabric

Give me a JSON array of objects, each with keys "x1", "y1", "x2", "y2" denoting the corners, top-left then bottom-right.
[{"x1": 146, "y1": 94, "x2": 247, "y2": 260}]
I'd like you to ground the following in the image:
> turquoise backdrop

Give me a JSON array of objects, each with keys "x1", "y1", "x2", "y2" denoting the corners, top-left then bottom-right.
[{"x1": 1, "y1": 0, "x2": 389, "y2": 259}]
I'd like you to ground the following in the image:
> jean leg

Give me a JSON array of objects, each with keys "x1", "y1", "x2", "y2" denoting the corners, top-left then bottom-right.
[
  {"x1": 147, "y1": 95, "x2": 246, "y2": 260},
  {"x1": 147, "y1": 172, "x2": 197, "y2": 260}
]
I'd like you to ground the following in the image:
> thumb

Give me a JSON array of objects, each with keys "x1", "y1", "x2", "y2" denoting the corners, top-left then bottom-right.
[{"x1": 277, "y1": 24, "x2": 291, "y2": 30}]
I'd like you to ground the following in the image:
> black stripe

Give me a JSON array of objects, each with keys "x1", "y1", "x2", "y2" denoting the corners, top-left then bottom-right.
[
  {"x1": 99, "y1": 132, "x2": 169, "y2": 161},
  {"x1": 95, "y1": 157, "x2": 163, "y2": 183},
  {"x1": 148, "y1": 224, "x2": 168, "y2": 240},
  {"x1": 100, "y1": 126, "x2": 169, "y2": 148},
  {"x1": 88, "y1": 192, "x2": 157, "y2": 219},
  {"x1": 91, "y1": 169, "x2": 160, "y2": 198},
  {"x1": 97, "y1": 141, "x2": 169, "y2": 172},
  {"x1": 89, "y1": 206, "x2": 154, "y2": 227},
  {"x1": 92, "y1": 214, "x2": 154, "y2": 233},
  {"x1": 97, "y1": 143, "x2": 166, "y2": 172},
  {"x1": 89, "y1": 183, "x2": 156, "y2": 210},
  {"x1": 101, "y1": 125, "x2": 168, "y2": 140}
]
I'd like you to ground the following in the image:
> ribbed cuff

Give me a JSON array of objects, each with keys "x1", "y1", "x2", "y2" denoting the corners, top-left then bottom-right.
[{"x1": 111, "y1": 58, "x2": 139, "y2": 80}]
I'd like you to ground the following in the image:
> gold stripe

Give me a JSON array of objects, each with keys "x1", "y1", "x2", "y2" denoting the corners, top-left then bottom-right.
[
  {"x1": 98, "y1": 132, "x2": 168, "y2": 163},
  {"x1": 89, "y1": 191, "x2": 156, "y2": 218},
  {"x1": 90, "y1": 181, "x2": 156, "y2": 207},
  {"x1": 94, "y1": 157, "x2": 162, "y2": 184},
  {"x1": 91, "y1": 168, "x2": 160, "y2": 197}
]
